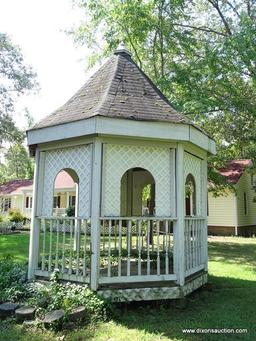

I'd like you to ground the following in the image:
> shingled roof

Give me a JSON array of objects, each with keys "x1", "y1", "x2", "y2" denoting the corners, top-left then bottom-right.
[{"x1": 32, "y1": 46, "x2": 192, "y2": 130}]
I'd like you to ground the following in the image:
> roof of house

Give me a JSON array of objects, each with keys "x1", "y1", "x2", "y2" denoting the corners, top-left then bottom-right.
[
  {"x1": 0, "y1": 179, "x2": 33, "y2": 195},
  {"x1": 218, "y1": 159, "x2": 252, "y2": 184},
  {"x1": 0, "y1": 171, "x2": 75, "y2": 196},
  {"x1": 31, "y1": 46, "x2": 193, "y2": 131}
]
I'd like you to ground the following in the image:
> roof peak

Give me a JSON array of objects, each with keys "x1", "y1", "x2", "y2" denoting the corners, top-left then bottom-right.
[{"x1": 114, "y1": 42, "x2": 132, "y2": 57}]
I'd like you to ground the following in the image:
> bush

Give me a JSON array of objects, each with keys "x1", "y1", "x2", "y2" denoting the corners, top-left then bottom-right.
[
  {"x1": 8, "y1": 209, "x2": 24, "y2": 223},
  {"x1": 0, "y1": 255, "x2": 30, "y2": 302},
  {"x1": 29, "y1": 272, "x2": 112, "y2": 323},
  {"x1": 66, "y1": 206, "x2": 75, "y2": 217}
]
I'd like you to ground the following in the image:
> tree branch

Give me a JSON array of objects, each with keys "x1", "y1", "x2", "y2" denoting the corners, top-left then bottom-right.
[
  {"x1": 173, "y1": 23, "x2": 227, "y2": 37},
  {"x1": 207, "y1": 0, "x2": 232, "y2": 36}
]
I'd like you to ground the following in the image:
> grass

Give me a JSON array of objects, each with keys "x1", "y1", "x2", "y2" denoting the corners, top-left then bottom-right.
[{"x1": 0, "y1": 234, "x2": 255, "y2": 340}]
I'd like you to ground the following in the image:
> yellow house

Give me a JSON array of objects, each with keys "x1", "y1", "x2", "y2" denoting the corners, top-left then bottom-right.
[
  {"x1": 208, "y1": 159, "x2": 256, "y2": 236},
  {"x1": 0, "y1": 171, "x2": 76, "y2": 219}
]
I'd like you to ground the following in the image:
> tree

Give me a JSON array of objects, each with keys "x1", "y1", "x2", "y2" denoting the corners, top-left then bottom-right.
[
  {"x1": 4, "y1": 143, "x2": 34, "y2": 180},
  {"x1": 71, "y1": 0, "x2": 256, "y2": 171},
  {"x1": 0, "y1": 33, "x2": 37, "y2": 146}
]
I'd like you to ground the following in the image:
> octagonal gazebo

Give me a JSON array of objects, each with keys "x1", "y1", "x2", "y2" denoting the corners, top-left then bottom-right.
[{"x1": 27, "y1": 45, "x2": 215, "y2": 302}]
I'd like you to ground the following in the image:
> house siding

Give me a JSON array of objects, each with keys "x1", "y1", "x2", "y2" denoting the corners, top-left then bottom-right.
[
  {"x1": 236, "y1": 172, "x2": 256, "y2": 227},
  {"x1": 208, "y1": 190, "x2": 235, "y2": 227}
]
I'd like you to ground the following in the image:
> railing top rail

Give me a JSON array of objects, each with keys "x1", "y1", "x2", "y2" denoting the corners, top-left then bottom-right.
[
  {"x1": 184, "y1": 216, "x2": 205, "y2": 220},
  {"x1": 37, "y1": 216, "x2": 90, "y2": 220},
  {"x1": 100, "y1": 216, "x2": 177, "y2": 221}
]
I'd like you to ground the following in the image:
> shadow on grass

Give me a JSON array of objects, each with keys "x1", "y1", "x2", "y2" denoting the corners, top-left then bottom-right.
[
  {"x1": 208, "y1": 241, "x2": 256, "y2": 269},
  {"x1": 111, "y1": 275, "x2": 256, "y2": 341}
]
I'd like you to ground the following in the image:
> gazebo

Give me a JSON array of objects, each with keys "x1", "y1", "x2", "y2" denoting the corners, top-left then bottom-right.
[{"x1": 27, "y1": 45, "x2": 215, "y2": 302}]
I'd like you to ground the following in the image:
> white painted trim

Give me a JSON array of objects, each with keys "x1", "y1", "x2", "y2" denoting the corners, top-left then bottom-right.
[
  {"x1": 185, "y1": 264, "x2": 205, "y2": 277},
  {"x1": 99, "y1": 274, "x2": 177, "y2": 284},
  {"x1": 34, "y1": 270, "x2": 90, "y2": 283},
  {"x1": 27, "y1": 116, "x2": 216, "y2": 154},
  {"x1": 174, "y1": 143, "x2": 185, "y2": 285},
  {"x1": 90, "y1": 139, "x2": 103, "y2": 291},
  {"x1": 234, "y1": 195, "x2": 238, "y2": 236},
  {"x1": 28, "y1": 149, "x2": 40, "y2": 279}
]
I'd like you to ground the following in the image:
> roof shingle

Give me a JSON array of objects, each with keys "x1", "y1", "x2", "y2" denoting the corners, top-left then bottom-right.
[{"x1": 31, "y1": 49, "x2": 191, "y2": 130}]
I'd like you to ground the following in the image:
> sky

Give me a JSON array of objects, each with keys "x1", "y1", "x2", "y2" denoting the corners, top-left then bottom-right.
[{"x1": 0, "y1": 0, "x2": 90, "y2": 130}]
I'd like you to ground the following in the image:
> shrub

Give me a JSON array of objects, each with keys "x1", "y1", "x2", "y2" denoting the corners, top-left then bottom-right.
[
  {"x1": 8, "y1": 209, "x2": 24, "y2": 223},
  {"x1": 29, "y1": 272, "x2": 112, "y2": 323},
  {"x1": 66, "y1": 206, "x2": 75, "y2": 217},
  {"x1": 0, "y1": 255, "x2": 30, "y2": 302}
]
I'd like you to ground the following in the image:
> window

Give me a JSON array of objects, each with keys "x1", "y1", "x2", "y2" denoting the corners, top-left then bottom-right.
[
  {"x1": 25, "y1": 197, "x2": 32, "y2": 209},
  {"x1": 53, "y1": 196, "x2": 61, "y2": 208},
  {"x1": 185, "y1": 174, "x2": 196, "y2": 216},
  {"x1": 69, "y1": 195, "x2": 76, "y2": 207},
  {"x1": 244, "y1": 192, "x2": 248, "y2": 215},
  {"x1": 0, "y1": 198, "x2": 11, "y2": 212}
]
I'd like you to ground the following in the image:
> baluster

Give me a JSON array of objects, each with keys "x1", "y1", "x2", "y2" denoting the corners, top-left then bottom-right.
[
  {"x1": 196, "y1": 220, "x2": 199, "y2": 267},
  {"x1": 138, "y1": 220, "x2": 142, "y2": 275},
  {"x1": 156, "y1": 220, "x2": 160, "y2": 275},
  {"x1": 41, "y1": 218, "x2": 46, "y2": 271},
  {"x1": 147, "y1": 220, "x2": 150, "y2": 275},
  {"x1": 83, "y1": 220, "x2": 87, "y2": 276},
  {"x1": 127, "y1": 220, "x2": 131, "y2": 276},
  {"x1": 184, "y1": 220, "x2": 187, "y2": 271},
  {"x1": 76, "y1": 219, "x2": 81, "y2": 276},
  {"x1": 165, "y1": 220, "x2": 169, "y2": 275},
  {"x1": 188, "y1": 220, "x2": 192, "y2": 270},
  {"x1": 48, "y1": 220, "x2": 53, "y2": 272},
  {"x1": 68, "y1": 219, "x2": 73, "y2": 275},
  {"x1": 114, "y1": 220, "x2": 117, "y2": 251},
  {"x1": 107, "y1": 220, "x2": 112, "y2": 277},
  {"x1": 61, "y1": 219, "x2": 66, "y2": 273},
  {"x1": 102, "y1": 219, "x2": 105, "y2": 252},
  {"x1": 118, "y1": 219, "x2": 122, "y2": 277},
  {"x1": 141, "y1": 222, "x2": 144, "y2": 250},
  {"x1": 192, "y1": 220, "x2": 195, "y2": 268},
  {"x1": 199, "y1": 220, "x2": 202, "y2": 264},
  {"x1": 55, "y1": 219, "x2": 60, "y2": 270}
]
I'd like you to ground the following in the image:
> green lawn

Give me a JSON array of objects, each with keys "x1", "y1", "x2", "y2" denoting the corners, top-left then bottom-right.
[{"x1": 0, "y1": 234, "x2": 255, "y2": 341}]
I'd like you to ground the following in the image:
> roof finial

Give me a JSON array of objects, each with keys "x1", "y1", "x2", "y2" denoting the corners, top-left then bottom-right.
[{"x1": 114, "y1": 42, "x2": 132, "y2": 57}]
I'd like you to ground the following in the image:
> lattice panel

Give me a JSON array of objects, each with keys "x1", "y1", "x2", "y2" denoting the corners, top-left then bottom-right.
[
  {"x1": 102, "y1": 144, "x2": 174, "y2": 216},
  {"x1": 184, "y1": 152, "x2": 202, "y2": 215},
  {"x1": 41, "y1": 145, "x2": 92, "y2": 217}
]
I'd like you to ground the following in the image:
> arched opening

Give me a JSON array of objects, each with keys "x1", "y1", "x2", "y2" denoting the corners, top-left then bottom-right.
[
  {"x1": 120, "y1": 167, "x2": 155, "y2": 216},
  {"x1": 52, "y1": 168, "x2": 78, "y2": 217},
  {"x1": 185, "y1": 174, "x2": 196, "y2": 216}
]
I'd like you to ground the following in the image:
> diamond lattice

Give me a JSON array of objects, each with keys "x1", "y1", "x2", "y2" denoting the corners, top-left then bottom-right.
[
  {"x1": 184, "y1": 152, "x2": 202, "y2": 215},
  {"x1": 102, "y1": 144, "x2": 175, "y2": 216},
  {"x1": 41, "y1": 145, "x2": 92, "y2": 217}
]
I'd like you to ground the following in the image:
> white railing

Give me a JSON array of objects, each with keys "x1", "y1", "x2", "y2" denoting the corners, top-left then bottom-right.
[
  {"x1": 184, "y1": 217, "x2": 206, "y2": 277},
  {"x1": 99, "y1": 217, "x2": 177, "y2": 284},
  {"x1": 35, "y1": 217, "x2": 90, "y2": 283},
  {"x1": 34, "y1": 216, "x2": 205, "y2": 285}
]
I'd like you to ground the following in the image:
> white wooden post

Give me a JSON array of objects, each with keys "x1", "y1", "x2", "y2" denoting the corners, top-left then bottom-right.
[
  {"x1": 174, "y1": 143, "x2": 185, "y2": 285},
  {"x1": 74, "y1": 183, "x2": 79, "y2": 251},
  {"x1": 90, "y1": 139, "x2": 102, "y2": 291},
  {"x1": 28, "y1": 149, "x2": 45, "y2": 279},
  {"x1": 201, "y1": 158, "x2": 208, "y2": 271}
]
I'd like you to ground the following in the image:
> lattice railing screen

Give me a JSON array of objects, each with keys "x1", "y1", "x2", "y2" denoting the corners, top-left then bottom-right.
[
  {"x1": 40, "y1": 144, "x2": 92, "y2": 217},
  {"x1": 184, "y1": 152, "x2": 203, "y2": 216},
  {"x1": 102, "y1": 144, "x2": 175, "y2": 216}
]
